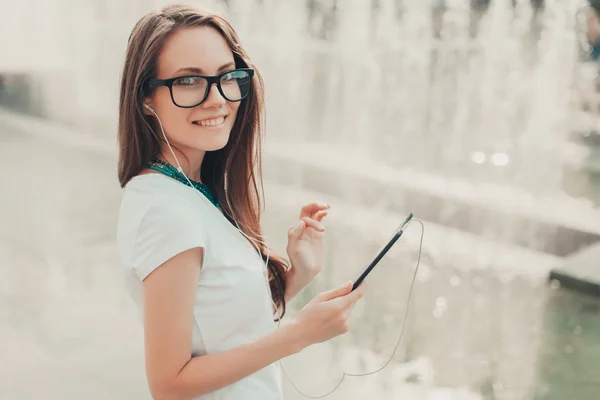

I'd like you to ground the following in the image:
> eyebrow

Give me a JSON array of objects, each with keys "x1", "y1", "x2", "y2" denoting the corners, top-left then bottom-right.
[{"x1": 173, "y1": 62, "x2": 235, "y2": 76}]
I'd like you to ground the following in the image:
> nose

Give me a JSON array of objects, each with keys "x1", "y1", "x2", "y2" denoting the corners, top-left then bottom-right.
[{"x1": 201, "y1": 82, "x2": 226, "y2": 109}]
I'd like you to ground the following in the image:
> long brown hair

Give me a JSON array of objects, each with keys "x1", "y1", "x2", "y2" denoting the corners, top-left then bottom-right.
[{"x1": 117, "y1": 3, "x2": 289, "y2": 320}]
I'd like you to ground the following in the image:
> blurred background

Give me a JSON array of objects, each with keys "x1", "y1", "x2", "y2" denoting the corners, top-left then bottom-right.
[{"x1": 2, "y1": 0, "x2": 600, "y2": 399}]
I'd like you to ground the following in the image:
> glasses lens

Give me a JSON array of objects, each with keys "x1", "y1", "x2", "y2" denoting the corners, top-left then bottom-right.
[
  {"x1": 172, "y1": 76, "x2": 208, "y2": 107},
  {"x1": 220, "y1": 70, "x2": 252, "y2": 101}
]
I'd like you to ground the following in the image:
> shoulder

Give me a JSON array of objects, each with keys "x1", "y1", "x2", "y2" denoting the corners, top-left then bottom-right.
[
  {"x1": 119, "y1": 174, "x2": 210, "y2": 220},
  {"x1": 116, "y1": 174, "x2": 211, "y2": 277}
]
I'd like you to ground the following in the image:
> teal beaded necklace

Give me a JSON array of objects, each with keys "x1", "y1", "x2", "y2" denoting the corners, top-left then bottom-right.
[{"x1": 147, "y1": 158, "x2": 220, "y2": 208}]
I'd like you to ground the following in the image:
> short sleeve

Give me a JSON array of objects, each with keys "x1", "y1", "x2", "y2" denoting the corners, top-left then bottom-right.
[{"x1": 131, "y1": 200, "x2": 208, "y2": 280}]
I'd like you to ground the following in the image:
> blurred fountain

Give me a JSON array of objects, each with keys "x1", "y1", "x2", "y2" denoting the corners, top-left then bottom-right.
[{"x1": 1, "y1": 0, "x2": 599, "y2": 399}]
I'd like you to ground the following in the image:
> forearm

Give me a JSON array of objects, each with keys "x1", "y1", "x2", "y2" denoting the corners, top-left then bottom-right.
[
  {"x1": 162, "y1": 322, "x2": 302, "y2": 400},
  {"x1": 283, "y1": 266, "x2": 316, "y2": 303}
]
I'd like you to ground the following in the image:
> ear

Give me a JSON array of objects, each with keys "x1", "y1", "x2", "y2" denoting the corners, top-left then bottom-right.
[{"x1": 142, "y1": 97, "x2": 155, "y2": 116}]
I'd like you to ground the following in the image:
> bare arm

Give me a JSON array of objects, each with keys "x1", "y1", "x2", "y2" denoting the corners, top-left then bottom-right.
[
  {"x1": 283, "y1": 265, "x2": 317, "y2": 303},
  {"x1": 283, "y1": 201, "x2": 330, "y2": 303},
  {"x1": 172, "y1": 322, "x2": 301, "y2": 399},
  {"x1": 142, "y1": 247, "x2": 303, "y2": 400},
  {"x1": 142, "y1": 246, "x2": 367, "y2": 400}
]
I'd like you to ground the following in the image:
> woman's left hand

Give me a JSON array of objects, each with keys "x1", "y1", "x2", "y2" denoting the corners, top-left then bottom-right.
[{"x1": 286, "y1": 202, "x2": 330, "y2": 282}]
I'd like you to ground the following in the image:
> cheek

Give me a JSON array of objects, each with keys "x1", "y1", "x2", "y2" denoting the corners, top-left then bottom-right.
[
  {"x1": 164, "y1": 109, "x2": 190, "y2": 131},
  {"x1": 157, "y1": 105, "x2": 193, "y2": 140}
]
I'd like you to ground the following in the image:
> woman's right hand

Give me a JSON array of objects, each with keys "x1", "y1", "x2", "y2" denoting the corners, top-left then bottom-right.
[{"x1": 291, "y1": 280, "x2": 367, "y2": 351}]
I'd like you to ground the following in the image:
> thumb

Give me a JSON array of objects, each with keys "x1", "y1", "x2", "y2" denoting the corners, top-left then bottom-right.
[{"x1": 319, "y1": 280, "x2": 353, "y2": 301}]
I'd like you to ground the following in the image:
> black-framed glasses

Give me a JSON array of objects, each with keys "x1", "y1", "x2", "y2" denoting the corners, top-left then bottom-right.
[{"x1": 146, "y1": 68, "x2": 254, "y2": 108}]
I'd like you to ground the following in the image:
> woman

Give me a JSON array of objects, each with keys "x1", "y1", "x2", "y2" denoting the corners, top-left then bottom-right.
[{"x1": 116, "y1": 4, "x2": 367, "y2": 400}]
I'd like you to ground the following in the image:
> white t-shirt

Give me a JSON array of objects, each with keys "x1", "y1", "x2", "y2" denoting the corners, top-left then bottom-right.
[{"x1": 116, "y1": 173, "x2": 283, "y2": 400}]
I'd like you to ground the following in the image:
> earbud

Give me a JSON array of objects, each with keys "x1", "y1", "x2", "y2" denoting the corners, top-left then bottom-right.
[{"x1": 143, "y1": 103, "x2": 156, "y2": 114}]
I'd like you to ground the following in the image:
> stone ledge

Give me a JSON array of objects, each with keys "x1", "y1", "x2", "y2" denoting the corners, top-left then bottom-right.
[
  {"x1": 549, "y1": 243, "x2": 600, "y2": 297},
  {"x1": 263, "y1": 142, "x2": 600, "y2": 257}
]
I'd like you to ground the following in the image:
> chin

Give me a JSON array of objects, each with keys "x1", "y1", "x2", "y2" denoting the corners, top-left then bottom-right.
[{"x1": 201, "y1": 129, "x2": 232, "y2": 151}]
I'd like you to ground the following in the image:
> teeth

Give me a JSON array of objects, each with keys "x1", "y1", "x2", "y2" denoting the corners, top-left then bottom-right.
[{"x1": 196, "y1": 117, "x2": 225, "y2": 127}]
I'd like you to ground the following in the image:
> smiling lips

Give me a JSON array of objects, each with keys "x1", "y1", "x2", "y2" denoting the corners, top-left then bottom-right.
[{"x1": 193, "y1": 116, "x2": 226, "y2": 127}]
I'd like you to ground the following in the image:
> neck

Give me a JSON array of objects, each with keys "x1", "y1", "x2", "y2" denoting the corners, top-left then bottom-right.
[{"x1": 158, "y1": 148, "x2": 205, "y2": 182}]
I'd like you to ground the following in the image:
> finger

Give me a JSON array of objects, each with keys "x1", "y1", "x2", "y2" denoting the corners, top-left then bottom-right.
[
  {"x1": 301, "y1": 216, "x2": 326, "y2": 232},
  {"x1": 300, "y1": 202, "x2": 330, "y2": 219},
  {"x1": 342, "y1": 302, "x2": 357, "y2": 319},
  {"x1": 313, "y1": 210, "x2": 329, "y2": 222},
  {"x1": 319, "y1": 280, "x2": 353, "y2": 301},
  {"x1": 341, "y1": 281, "x2": 367, "y2": 307}
]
